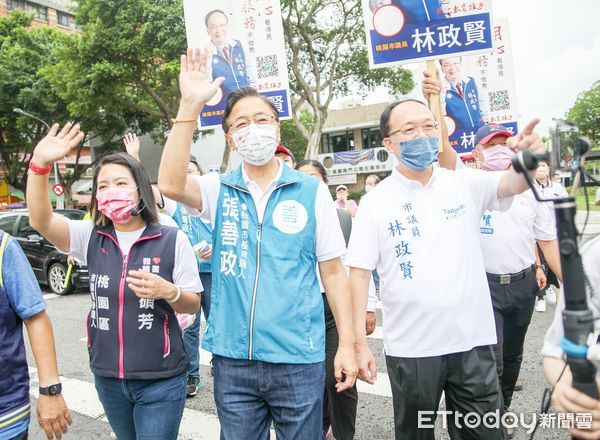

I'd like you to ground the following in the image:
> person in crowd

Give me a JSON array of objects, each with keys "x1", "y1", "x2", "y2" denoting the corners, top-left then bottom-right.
[
  {"x1": 542, "y1": 235, "x2": 600, "y2": 440},
  {"x1": 424, "y1": 73, "x2": 562, "y2": 432},
  {"x1": 364, "y1": 174, "x2": 380, "y2": 194},
  {"x1": 347, "y1": 94, "x2": 546, "y2": 439},
  {"x1": 534, "y1": 160, "x2": 565, "y2": 311},
  {"x1": 296, "y1": 159, "x2": 378, "y2": 440},
  {"x1": 0, "y1": 229, "x2": 72, "y2": 440},
  {"x1": 275, "y1": 144, "x2": 296, "y2": 168},
  {"x1": 535, "y1": 160, "x2": 569, "y2": 200},
  {"x1": 158, "y1": 47, "x2": 357, "y2": 439},
  {"x1": 123, "y1": 132, "x2": 212, "y2": 399},
  {"x1": 26, "y1": 124, "x2": 202, "y2": 440},
  {"x1": 334, "y1": 185, "x2": 358, "y2": 217}
]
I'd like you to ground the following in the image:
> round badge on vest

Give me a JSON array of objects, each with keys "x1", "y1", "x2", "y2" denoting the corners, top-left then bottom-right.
[{"x1": 272, "y1": 200, "x2": 308, "y2": 234}]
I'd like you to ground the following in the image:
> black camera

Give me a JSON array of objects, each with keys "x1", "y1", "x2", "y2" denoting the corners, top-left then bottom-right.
[{"x1": 549, "y1": 119, "x2": 592, "y2": 175}]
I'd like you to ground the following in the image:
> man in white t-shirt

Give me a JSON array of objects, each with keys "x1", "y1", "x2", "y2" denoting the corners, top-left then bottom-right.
[
  {"x1": 467, "y1": 124, "x2": 560, "y2": 426},
  {"x1": 347, "y1": 98, "x2": 545, "y2": 440}
]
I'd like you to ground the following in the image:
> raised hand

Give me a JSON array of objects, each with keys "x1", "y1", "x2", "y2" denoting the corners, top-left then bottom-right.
[
  {"x1": 506, "y1": 118, "x2": 545, "y2": 156},
  {"x1": 422, "y1": 69, "x2": 442, "y2": 100},
  {"x1": 123, "y1": 133, "x2": 140, "y2": 160},
  {"x1": 32, "y1": 123, "x2": 85, "y2": 167},
  {"x1": 179, "y1": 47, "x2": 225, "y2": 109}
]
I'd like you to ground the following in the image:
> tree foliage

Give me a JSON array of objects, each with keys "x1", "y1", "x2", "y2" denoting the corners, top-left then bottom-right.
[
  {"x1": 0, "y1": 11, "x2": 71, "y2": 192},
  {"x1": 46, "y1": 0, "x2": 188, "y2": 142},
  {"x1": 282, "y1": 0, "x2": 414, "y2": 159},
  {"x1": 567, "y1": 80, "x2": 600, "y2": 147}
]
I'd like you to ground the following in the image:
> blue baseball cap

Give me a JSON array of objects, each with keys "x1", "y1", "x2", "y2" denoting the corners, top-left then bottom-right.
[{"x1": 475, "y1": 123, "x2": 513, "y2": 146}]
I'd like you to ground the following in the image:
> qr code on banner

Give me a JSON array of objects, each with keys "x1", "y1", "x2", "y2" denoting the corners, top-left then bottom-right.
[
  {"x1": 257, "y1": 55, "x2": 278, "y2": 79},
  {"x1": 489, "y1": 90, "x2": 510, "y2": 112}
]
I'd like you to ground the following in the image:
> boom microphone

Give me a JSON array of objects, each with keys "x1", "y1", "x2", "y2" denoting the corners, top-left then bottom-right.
[{"x1": 130, "y1": 204, "x2": 146, "y2": 217}]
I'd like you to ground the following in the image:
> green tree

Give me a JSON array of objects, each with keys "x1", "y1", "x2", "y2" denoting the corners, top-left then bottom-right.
[
  {"x1": 280, "y1": 109, "x2": 313, "y2": 161},
  {"x1": 46, "y1": 0, "x2": 187, "y2": 140},
  {"x1": 282, "y1": 0, "x2": 414, "y2": 159},
  {"x1": 567, "y1": 80, "x2": 600, "y2": 147},
  {"x1": 0, "y1": 11, "x2": 71, "y2": 194}
]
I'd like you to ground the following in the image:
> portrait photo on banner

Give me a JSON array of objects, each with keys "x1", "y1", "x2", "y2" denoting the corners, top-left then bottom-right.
[{"x1": 183, "y1": 0, "x2": 291, "y2": 129}]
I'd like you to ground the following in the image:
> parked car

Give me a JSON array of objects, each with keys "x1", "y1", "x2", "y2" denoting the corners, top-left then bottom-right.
[{"x1": 0, "y1": 209, "x2": 89, "y2": 295}]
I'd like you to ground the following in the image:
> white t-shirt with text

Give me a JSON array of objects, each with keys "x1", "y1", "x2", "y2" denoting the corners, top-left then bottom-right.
[{"x1": 346, "y1": 166, "x2": 512, "y2": 358}]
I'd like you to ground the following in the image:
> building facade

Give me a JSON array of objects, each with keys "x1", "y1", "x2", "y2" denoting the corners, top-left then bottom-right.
[{"x1": 317, "y1": 102, "x2": 394, "y2": 192}]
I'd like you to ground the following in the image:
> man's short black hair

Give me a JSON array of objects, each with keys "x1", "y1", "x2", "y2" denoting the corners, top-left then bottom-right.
[
  {"x1": 222, "y1": 87, "x2": 279, "y2": 133},
  {"x1": 379, "y1": 99, "x2": 430, "y2": 138},
  {"x1": 205, "y1": 9, "x2": 228, "y2": 27}
]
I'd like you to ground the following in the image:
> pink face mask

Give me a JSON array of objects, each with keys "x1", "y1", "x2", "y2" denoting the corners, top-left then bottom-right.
[
  {"x1": 96, "y1": 187, "x2": 139, "y2": 224},
  {"x1": 482, "y1": 145, "x2": 513, "y2": 171}
]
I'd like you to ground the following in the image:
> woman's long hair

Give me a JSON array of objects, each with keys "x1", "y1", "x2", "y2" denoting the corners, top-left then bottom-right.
[{"x1": 90, "y1": 152, "x2": 159, "y2": 227}]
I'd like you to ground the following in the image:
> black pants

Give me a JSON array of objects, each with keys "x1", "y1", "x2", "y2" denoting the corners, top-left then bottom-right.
[
  {"x1": 323, "y1": 294, "x2": 358, "y2": 439},
  {"x1": 488, "y1": 268, "x2": 537, "y2": 411},
  {"x1": 386, "y1": 346, "x2": 506, "y2": 440}
]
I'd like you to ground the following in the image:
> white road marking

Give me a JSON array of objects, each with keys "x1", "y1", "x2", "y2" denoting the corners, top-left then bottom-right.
[
  {"x1": 43, "y1": 294, "x2": 60, "y2": 301},
  {"x1": 28, "y1": 367, "x2": 222, "y2": 440}
]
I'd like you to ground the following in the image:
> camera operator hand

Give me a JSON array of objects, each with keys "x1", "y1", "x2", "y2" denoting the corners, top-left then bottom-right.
[{"x1": 546, "y1": 357, "x2": 600, "y2": 439}]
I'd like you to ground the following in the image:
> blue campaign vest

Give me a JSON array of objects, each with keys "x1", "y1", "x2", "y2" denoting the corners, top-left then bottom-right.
[
  {"x1": 86, "y1": 224, "x2": 189, "y2": 380},
  {"x1": 204, "y1": 165, "x2": 324, "y2": 364},
  {"x1": 444, "y1": 76, "x2": 483, "y2": 130},
  {"x1": 171, "y1": 203, "x2": 212, "y2": 273},
  {"x1": 0, "y1": 232, "x2": 31, "y2": 434},
  {"x1": 392, "y1": 0, "x2": 445, "y2": 22},
  {"x1": 211, "y1": 40, "x2": 250, "y2": 96}
]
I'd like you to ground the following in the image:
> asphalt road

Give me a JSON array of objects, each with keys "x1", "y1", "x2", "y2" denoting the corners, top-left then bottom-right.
[{"x1": 22, "y1": 286, "x2": 574, "y2": 440}]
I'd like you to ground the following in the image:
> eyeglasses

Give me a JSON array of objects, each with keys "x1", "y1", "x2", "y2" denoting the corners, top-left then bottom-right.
[
  {"x1": 228, "y1": 113, "x2": 277, "y2": 132},
  {"x1": 208, "y1": 24, "x2": 227, "y2": 32},
  {"x1": 389, "y1": 121, "x2": 439, "y2": 137}
]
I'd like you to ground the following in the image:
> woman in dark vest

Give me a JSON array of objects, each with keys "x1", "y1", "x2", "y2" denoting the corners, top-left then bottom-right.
[{"x1": 26, "y1": 123, "x2": 202, "y2": 440}]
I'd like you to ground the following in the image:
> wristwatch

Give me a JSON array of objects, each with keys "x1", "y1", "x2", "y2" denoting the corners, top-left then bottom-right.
[
  {"x1": 535, "y1": 264, "x2": 546, "y2": 271},
  {"x1": 39, "y1": 383, "x2": 62, "y2": 396}
]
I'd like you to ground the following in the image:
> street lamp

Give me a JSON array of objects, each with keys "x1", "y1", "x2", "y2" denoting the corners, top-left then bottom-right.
[{"x1": 13, "y1": 108, "x2": 64, "y2": 209}]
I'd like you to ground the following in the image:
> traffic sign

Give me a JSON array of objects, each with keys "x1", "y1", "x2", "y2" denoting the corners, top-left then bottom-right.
[{"x1": 52, "y1": 184, "x2": 64, "y2": 197}]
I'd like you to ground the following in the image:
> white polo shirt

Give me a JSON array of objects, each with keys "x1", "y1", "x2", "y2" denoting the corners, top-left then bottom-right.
[
  {"x1": 479, "y1": 189, "x2": 556, "y2": 274},
  {"x1": 188, "y1": 160, "x2": 346, "y2": 263},
  {"x1": 346, "y1": 166, "x2": 512, "y2": 358}
]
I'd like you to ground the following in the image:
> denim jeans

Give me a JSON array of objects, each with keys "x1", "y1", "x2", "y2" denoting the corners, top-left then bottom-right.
[
  {"x1": 94, "y1": 372, "x2": 186, "y2": 440},
  {"x1": 184, "y1": 272, "x2": 212, "y2": 378},
  {"x1": 213, "y1": 355, "x2": 325, "y2": 440}
]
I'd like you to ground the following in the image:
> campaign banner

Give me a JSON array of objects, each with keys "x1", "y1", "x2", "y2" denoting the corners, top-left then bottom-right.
[
  {"x1": 434, "y1": 17, "x2": 519, "y2": 154},
  {"x1": 183, "y1": 0, "x2": 291, "y2": 129},
  {"x1": 362, "y1": 0, "x2": 494, "y2": 68},
  {"x1": 333, "y1": 150, "x2": 376, "y2": 166}
]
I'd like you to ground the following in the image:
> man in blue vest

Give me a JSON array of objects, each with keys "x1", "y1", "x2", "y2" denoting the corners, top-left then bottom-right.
[
  {"x1": 0, "y1": 231, "x2": 71, "y2": 440},
  {"x1": 205, "y1": 9, "x2": 253, "y2": 98},
  {"x1": 159, "y1": 48, "x2": 357, "y2": 439}
]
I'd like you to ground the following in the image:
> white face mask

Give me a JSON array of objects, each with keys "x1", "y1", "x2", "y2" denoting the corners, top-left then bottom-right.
[
  {"x1": 365, "y1": 185, "x2": 374, "y2": 192},
  {"x1": 231, "y1": 123, "x2": 278, "y2": 166}
]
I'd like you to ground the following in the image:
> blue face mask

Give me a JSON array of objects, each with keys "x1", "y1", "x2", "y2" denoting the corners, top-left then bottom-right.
[{"x1": 393, "y1": 137, "x2": 440, "y2": 172}]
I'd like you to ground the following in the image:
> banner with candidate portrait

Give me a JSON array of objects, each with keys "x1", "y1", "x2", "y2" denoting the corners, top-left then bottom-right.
[
  {"x1": 362, "y1": 0, "x2": 494, "y2": 68},
  {"x1": 183, "y1": 0, "x2": 291, "y2": 129},
  {"x1": 434, "y1": 18, "x2": 519, "y2": 155}
]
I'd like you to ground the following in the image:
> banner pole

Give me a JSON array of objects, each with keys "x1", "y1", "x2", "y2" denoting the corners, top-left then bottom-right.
[{"x1": 426, "y1": 60, "x2": 444, "y2": 152}]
